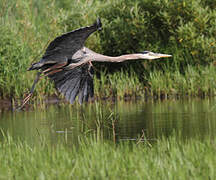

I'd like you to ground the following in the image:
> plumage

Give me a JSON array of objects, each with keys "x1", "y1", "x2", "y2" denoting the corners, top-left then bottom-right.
[
  {"x1": 48, "y1": 65, "x2": 94, "y2": 104},
  {"x1": 28, "y1": 18, "x2": 102, "y2": 70},
  {"x1": 42, "y1": 19, "x2": 101, "y2": 62}
]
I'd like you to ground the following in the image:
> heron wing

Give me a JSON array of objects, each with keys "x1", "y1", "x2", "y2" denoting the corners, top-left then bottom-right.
[
  {"x1": 42, "y1": 18, "x2": 102, "y2": 62},
  {"x1": 48, "y1": 64, "x2": 94, "y2": 104}
]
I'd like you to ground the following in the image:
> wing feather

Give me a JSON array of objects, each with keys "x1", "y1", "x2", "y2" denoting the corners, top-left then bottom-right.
[
  {"x1": 42, "y1": 18, "x2": 102, "y2": 63},
  {"x1": 48, "y1": 64, "x2": 94, "y2": 104}
]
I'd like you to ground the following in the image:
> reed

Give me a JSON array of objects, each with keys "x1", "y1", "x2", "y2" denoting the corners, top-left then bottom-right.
[{"x1": 0, "y1": 132, "x2": 215, "y2": 179}]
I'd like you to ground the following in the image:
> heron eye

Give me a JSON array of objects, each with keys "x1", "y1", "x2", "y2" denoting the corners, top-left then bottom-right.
[{"x1": 142, "y1": 51, "x2": 149, "y2": 54}]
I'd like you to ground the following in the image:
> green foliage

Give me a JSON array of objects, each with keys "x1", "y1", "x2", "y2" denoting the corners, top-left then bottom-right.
[
  {"x1": 0, "y1": 0, "x2": 60, "y2": 98},
  {"x1": 93, "y1": 0, "x2": 216, "y2": 68},
  {"x1": 0, "y1": 26, "x2": 27, "y2": 98},
  {"x1": 94, "y1": 68, "x2": 142, "y2": 99},
  {"x1": 149, "y1": 65, "x2": 216, "y2": 96},
  {"x1": 0, "y1": 0, "x2": 216, "y2": 100}
]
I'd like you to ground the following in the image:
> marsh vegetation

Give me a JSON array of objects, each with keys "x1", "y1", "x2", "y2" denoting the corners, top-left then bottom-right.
[
  {"x1": 0, "y1": 133, "x2": 215, "y2": 179},
  {"x1": 0, "y1": 0, "x2": 215, "y2": 102}
]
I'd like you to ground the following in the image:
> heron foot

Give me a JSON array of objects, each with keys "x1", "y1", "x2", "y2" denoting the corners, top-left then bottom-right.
[{"x1": 17, "y1": 93, "x2": 33, "y2": 110}]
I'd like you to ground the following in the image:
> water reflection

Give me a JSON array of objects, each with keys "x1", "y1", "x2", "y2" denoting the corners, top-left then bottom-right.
[{"x1": 0, "y1": 98, "x2": 216, "y2": 145}]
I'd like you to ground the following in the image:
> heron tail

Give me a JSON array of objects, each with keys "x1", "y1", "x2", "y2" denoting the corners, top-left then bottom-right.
[{"x1": 48, "y1": 64, "x2": 94, "y2": 104}]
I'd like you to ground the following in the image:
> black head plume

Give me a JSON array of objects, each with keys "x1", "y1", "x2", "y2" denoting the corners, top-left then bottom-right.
[{"x1": 141, "y1": 51, "x2": 150, "y2": 54}]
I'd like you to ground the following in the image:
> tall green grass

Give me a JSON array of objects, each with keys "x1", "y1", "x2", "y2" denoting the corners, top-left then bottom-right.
[
  {"x1": 0, "y1": 133, "x2": 215, "y2": 179},
  {"x1": 0, "y1": 0, "x2": 216, "y2": 101},
  {"x1": 93, "y1": 64, "x2": 216, "y2": 100},
  {"x1": 149, "y1": 65, "x2": 216, "y2": 97}
]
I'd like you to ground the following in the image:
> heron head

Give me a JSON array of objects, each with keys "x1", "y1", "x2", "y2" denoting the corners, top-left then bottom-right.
[{"x1": 140, "y1": 51, "x2": 172, "y2": 59}]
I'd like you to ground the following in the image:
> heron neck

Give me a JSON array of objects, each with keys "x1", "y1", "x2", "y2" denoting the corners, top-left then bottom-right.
[{"x1": 92, "y1": 53, "x2": 142, "y2": 63}]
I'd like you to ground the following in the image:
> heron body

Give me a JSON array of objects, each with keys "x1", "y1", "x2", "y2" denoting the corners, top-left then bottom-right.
[{"x1": 22, "y1": 18, "x2": 171, "y2": 107}]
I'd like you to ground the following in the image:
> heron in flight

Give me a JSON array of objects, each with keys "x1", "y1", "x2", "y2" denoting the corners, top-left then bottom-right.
[{"x1": 21, "y1": 18, "x2": 171, "y2": 107}]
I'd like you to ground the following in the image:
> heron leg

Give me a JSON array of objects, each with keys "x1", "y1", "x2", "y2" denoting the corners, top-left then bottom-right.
[
  {"x1": 42, "y1": 62, "x2": 67, "y2": 73},
  {"x1": 43, "y1": 68, "x2": 63, "y2": 77},
  {"x1": 88, "y1": 61, "x2": 93, "y2": 67},
  {"x1": 18, "y1": 72, "x2": 42, "y2": 109},
  {"x1": 88, "y1": 61, "x2": 93, "y2": 78}
]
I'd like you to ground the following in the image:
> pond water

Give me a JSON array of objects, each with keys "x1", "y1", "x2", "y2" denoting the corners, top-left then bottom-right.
[{"x1": 0, "y1": 98, "x2": 216, "y2": 145}]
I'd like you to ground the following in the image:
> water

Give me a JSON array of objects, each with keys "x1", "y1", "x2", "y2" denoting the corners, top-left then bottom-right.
[{"x1": 0, "y1": 98, "x2": 216, "y2": 145}]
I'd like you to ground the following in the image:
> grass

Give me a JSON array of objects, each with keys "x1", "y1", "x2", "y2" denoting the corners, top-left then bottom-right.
[
  {"x1": 93, "y1": 64, "x2": 216, "y2": 100},
  {"x1": 94, "y1": 69, "x2": 142, "y2": 99},
  {"x1": 148, "y1": 64, "x2": 216, "y2": 97},
  {"x1": 0, "y1": 133, "x2": 215, "y2": 179}
]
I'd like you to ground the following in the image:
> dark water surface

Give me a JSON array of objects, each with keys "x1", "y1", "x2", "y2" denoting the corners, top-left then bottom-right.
[{"x1": 0, "y1": 98, "x2": 216, "y2": 145}]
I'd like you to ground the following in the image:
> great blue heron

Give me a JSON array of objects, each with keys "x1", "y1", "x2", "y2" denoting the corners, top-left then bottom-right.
[{"x1": 21, "y1": 18, "x2": 171, "y2": 107}]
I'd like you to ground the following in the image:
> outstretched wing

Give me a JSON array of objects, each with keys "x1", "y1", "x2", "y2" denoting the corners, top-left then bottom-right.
[
  {"x1": 42, "y1": 18, "x2": 102, "y2": 62},
  {"x1": 48, "y1": 64, "x2": 94, "y2": 104}
]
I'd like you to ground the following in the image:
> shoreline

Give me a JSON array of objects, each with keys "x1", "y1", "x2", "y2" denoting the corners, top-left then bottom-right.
[{"x1": 0, "y1": 94, "x2": 213, "y2": 111}]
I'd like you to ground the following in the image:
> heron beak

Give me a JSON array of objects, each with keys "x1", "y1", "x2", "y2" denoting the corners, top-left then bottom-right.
[
  {"x1": 146, "y1": 52, "x2": 172, "y2": 59},
  {"x1": 152, "y1": 53, "x2": 172, "y2": 59},
  {"x1": 141, "y1": 51, "x2": 172, "y2": 60}
]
